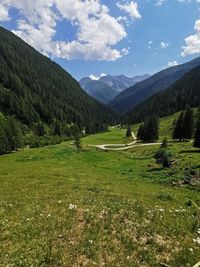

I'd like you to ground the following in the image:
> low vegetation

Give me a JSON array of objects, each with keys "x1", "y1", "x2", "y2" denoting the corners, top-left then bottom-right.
[{"x1": 0, "y1": 113, "x2": 200, "y2": 266}]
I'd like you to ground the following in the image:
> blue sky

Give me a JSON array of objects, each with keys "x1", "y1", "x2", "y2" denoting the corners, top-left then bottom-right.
[{"x1": 0, "y1": 0, "x2": 200, "y2": 80}]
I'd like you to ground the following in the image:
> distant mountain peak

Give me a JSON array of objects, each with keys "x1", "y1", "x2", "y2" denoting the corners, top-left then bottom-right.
[{"x1": 79, "y1": 74, "x2": 150, "y2": 104}]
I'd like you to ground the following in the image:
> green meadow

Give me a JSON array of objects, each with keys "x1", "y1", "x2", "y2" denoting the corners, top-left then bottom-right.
[{"x1": 0, "y1": 119, "x2": 200, "y2": 266}]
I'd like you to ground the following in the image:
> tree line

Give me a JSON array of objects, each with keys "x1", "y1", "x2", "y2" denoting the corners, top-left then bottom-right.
[{"x1": 0, "y1": 116, "x2": 23, "y2": 155}]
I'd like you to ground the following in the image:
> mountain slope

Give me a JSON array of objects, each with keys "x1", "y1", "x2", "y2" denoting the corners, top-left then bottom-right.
[
  {"x1": 100, "y1": 74, "x2": 150, "y2": 93},
  {"x1": 0, "y1": 26, "x2": 117, "y2": 129},
  {"x1": 79, "y1": 78, "x2": 117, "y2": 104},
  {"x1": 126, "y1": 66, "x2": 200, "y2": 123},
  {"x1": 110, "y1": 57, "x2": 200, "y2": 113},
  {"x1": 79, "y1": 74, "x2": 150, "y2": 104}
]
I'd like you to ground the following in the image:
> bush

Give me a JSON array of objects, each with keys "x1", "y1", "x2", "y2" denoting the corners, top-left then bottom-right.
[{"x1": 154, "y1": 148, "x2": 172, "y2": 168}]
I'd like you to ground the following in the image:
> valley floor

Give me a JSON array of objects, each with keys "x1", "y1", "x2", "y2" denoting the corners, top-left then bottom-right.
[{"x1": 0, "y1": 127, "x2": 200, "y2": 266}]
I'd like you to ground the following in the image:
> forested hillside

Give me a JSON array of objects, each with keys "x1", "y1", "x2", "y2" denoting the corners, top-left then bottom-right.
[
  {"x1": 0, "y1": 27, "x2": 117, "y2": 131},
  {"x1": 126, "y1": 66, "x2": 200, "y2": 123},
  {"x1": 110, "y1": 57, "x2": 200, "y2": 113}
]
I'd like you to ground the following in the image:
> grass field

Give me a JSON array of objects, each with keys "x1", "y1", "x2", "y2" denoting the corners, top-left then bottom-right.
[{"x1": 0, "y1": 124, "x2": 200, "y2": 266}]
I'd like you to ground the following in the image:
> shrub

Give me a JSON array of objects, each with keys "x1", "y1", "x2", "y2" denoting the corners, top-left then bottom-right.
[{"x1": 154, "y1": 148, "x2": 172, "y2": 168}]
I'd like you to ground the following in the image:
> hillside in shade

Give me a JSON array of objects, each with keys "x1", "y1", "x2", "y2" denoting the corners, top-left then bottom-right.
[
  {"x1": 0, "y1": 26, "x2": 117, "y2": 130},
  {"x1": 110, "y1": 57, "x2": 200, "y2": 113},
  {"x1": 125, "y1": 66, "x2": 200, "y2": 123}
]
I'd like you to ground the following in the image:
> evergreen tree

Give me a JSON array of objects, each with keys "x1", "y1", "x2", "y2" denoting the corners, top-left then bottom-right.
[
  {"x1": 172, "y1": 111, "x2": 184, "y2": 141},
  {"x1": 74, "y1": 133, "x2": 81, "y2": 151},
  {"x1": 182, "y1": 108, "x2": 194, "y2": 140},
  {"x1": 137, "y1": 124, "x2": 144, "y2": 140},
  {"x1": 155, "y1": 148, "x2": 172, "y2": 168},
  {"x1": 126, "y1": 125, "x2": 132, "y2": 137},
  {"x1": 0, "y1": 125, "x2": 8, "y2": 155},
  {"x1": 54, "y1": 120, "x2": 62, "y2": 136},
  {"x1": 161, "y1": 137, "x2": 168, "y2": 149},
  {"x1": 194, "y1": 114, "x2": 200, "y2": 148},
  {"x1": 35, "y1": 122, "x2": 46, "y2": 136},
  {"x1": 140, "y1": 116, "x2": 159, "y2": 142},
  {"x1": 70, "y1": 124, "x2": 80, "y2": 136},
  {"x1": 146, "y1": 116, "x2": 159, "y2": 142}
]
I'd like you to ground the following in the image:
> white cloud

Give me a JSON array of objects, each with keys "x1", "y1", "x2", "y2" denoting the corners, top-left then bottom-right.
[
  {"x1": 0, "y1": 3, "x2": 10, "y2": 21},
  {"x1": 181, "y1": 19, "x2": 200, "y2": 57},
  {"x1": 89, "y1": 73, "x2": 106, "y2": 80},
  {"x1": 155, "y1": 0, "x2": 166, "y2": 7},
  {"x1": 160, "y1": 41, "x2": 170, "y2": 49},
  {"x1": 0, "y1": 0, "x2": 130, "y2": 61},
  {"x1": 168, "y1": 60, "x2": 178, "y2": 67},
  {"x1": 117, "y1": 1, "x2": 141, "y2": 20}
]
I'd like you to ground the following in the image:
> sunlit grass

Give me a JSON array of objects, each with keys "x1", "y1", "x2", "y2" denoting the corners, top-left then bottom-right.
[{"x1": 0, "y1": 127, "x2": 200, "y2": 266}]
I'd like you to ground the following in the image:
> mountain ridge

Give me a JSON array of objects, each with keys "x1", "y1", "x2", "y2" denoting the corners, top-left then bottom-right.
[
  {"x1": 110, "y1": 57, "x2": 200, "y2": 113},
  {"x1": 125, "y1": 66, "x2": 200, "y2": 123},
  {"x1": 0, "y1": 26, "x2": 117, "y2": 132},
  {"x1": 79, "y1": 74, "x2": 150, "y2": 104}
]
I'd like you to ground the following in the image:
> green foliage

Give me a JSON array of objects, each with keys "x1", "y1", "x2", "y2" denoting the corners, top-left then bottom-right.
[
  {"x1": 154, "y1": 148, "x2": 172, "y2": 168},
  {"x1": 0, "y1": 26, "x2": 117, "y2": 133},
  {"x1": 173, "y1": 108, "x2": 194, "y2": 141},
  {"x1": 173, "y1": 111, "x2": 185, "y2": 141},
  {"x1": 0, "y1": 136, "x2": 200, "y2": 266},
  {"x1": 126, "y1": 66, "x2": 200, "y2": 123},
  {"x1": 0, "y1": 124, "x2": 8, "y2": 154},
  {"x1": 126, "y1": 125, "x2": 132, "y2": 137},
  {"x1": 0, "y1": 116, "x2": 23, "y2": 154},
  {"x1": 194, "y1": 110, "x2": 200, "y2": 148},
  {"x1": 138, "y1": 115, "x2": 159, "y2": 142},
  {"x1": 74, "y1": 133, "x2": 82, "y2": 151},
  {"x1": 160, "y1": 137, "x2": 168, "y2": 149}
]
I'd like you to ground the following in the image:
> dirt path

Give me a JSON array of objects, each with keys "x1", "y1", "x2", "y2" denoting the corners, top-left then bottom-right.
[{"x1": 94, "y1": 132, "x2": 161, "y2": 151}]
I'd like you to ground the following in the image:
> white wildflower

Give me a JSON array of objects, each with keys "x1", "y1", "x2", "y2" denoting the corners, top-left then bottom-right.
[
  {"x1": 47, "y1": 214, "x2": 51, "y2": 218},
  {"x1": 69, "y1": 204, "x2": 77, "y2": 210},
  {"x1": 193, "y1": 237, "x2": 200, "y2": 245}
]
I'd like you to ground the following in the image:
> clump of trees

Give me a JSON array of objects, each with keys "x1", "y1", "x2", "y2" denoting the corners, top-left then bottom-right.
[
  {"x1": 137, "y1": 115, "x2": 159, "y2": 142},
  {"x1": 0, "y1": 116, "x2": 23, "y2": 155},
  {"x1": 172, "y1": 108, "x2": 194, "y2": 141}
]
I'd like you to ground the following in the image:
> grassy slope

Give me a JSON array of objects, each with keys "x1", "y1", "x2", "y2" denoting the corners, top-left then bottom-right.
[
  {"x1": 132, "y1": 108, "x2": 198, "y2": 140},
  {"x1": 0, "y1": 116, "x2": 200, "y2": 266},
  {"x1": 82, "y1": 127, "x2": 128, "y2": 145}
]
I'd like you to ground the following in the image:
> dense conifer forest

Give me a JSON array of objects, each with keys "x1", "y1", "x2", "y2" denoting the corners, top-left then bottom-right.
[
  {"x1": 0, "y1": 27, "x2": 119, "y2": 154},
  {"x1": 125, "y1": 67, "x2": 200, "y2": 123}
]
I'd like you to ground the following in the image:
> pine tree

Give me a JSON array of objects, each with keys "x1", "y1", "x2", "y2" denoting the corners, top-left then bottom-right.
[
  {"x1": 147, "y1": 116, "x2": 159, "y2": 142},
  {"x1": 194, "y1": 114, "x2": 200, "y2": 148},
  {"x1": 141, "y1": 116, "x2": 159, "y2": 142},
  {"x1": 74, "y1": 133, "x2": 81, "y2": 151},
  {"x1": 172, "y1": 112, "x2": 184, "y2": 141},
  {"x1": 0, "y1": 125, "x2": 8, "y2": 155},
  {"x1": 182, "y1": 108, "x2": 194, "y2": 140},
  {"x1": 126, "y1": 125, "x2": 132, "y2": 137},
  {"x1": 35, "y1": 122, "x2": 46, "y2": 136},
  {"x1": 137, "y1": 124, "x2": 144, "y2": 140}
]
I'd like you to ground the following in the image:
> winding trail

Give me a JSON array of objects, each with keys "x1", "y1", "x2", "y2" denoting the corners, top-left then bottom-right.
[{"x1": 94, "y1": 132, "x2": 161, "y2": 151}]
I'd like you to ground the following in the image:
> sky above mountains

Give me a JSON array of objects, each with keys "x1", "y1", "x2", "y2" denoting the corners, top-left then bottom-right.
[{"x1": 0, "y1": 0, "x2": 200, "y2": 80}]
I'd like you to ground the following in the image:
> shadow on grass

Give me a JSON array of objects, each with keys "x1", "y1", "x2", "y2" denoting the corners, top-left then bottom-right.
[
  {"x1": 179, "y1": 149, "x2": 200, "y2": 154},
  {"x1": 147, "y1": 167, "x2": 164, "y2": 172}
]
